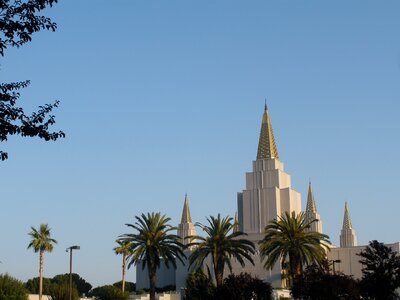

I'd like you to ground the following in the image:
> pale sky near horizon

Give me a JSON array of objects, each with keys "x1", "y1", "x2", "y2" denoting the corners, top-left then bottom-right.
[{"x1": 1, "y1": 0, "x2": 400, "y2": 288}]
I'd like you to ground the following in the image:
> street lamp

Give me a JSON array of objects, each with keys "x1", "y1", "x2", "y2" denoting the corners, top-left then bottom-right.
[
  {"x1": 66, "y1": 245, "x2": 80, "y2": 300},
  {"x1": 329, "y1": 259, "x2": 341, "y2": 275}
]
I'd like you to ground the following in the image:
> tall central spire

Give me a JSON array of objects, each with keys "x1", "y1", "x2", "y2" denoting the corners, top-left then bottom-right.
[
  {"x1": 257, "y1": 103, "x2": 279, "y2": 160},
  {"x1": 342, "y1": 202, "x2": 353, "y2": 229}
]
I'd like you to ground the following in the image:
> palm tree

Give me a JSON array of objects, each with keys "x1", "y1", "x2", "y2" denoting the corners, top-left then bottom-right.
[
  {"x1": 27, "y1": 223, "x2": 57, "y2": 300},
  {"x1": 259, "y1": 211, "x2": 330, "y2": 286},
  {"x1": 118, "y1": 212, "x2": 185, "y2": 300},
  {"x1": 113, "y1": 239, "x2": 132, "y2": 292},
  {"x1": 188, "y1": 214, "x2": 255, "y2": 288}
]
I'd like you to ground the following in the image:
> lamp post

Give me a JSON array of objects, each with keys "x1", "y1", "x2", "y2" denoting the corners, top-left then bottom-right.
[
  {"x1": 329, "y1": 259, "x2": 341, "y2": 275},
  {"x1": 66, "y1": 245, "x2": 80, "y2": 300}
]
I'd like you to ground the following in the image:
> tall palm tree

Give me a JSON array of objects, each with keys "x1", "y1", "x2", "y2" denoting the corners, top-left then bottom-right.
[
  {"x1": 259, "y1": 211, "x2": 330, "y2": 286},
  {"x1": 188, "y1": 214, "x2": 255, "y2": 288},
  {"x1": 27, "y1": 223, "x2": 57, "y2": 300},
  {"x1": 113, "y1": 239, "x2": 132, "y2": 292},
  {"x1": 118, "y1": 212, "x2": 185, "y2": 300}
]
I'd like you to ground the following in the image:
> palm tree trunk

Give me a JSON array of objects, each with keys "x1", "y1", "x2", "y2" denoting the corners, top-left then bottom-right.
[
  {"x1": 122, "y1": 253, "x2": 126, "y2": 292},
  {"x1": 149, "y1": 264, "x2": 157, "y2": 300},
  {"x1": 39, "y1": 250, "x2": 44, "y2": 300},
  {"x1": 214, "y1": 259, "x2": 224, "y2": 288}
]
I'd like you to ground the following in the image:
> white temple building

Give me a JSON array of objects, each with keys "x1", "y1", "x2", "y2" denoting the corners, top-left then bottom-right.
[{"x1": 136, "y1": 105, "x2": 400, "y2": 291}]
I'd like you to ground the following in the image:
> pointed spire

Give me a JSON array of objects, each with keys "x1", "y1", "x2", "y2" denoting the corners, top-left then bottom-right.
[
  {"x1": 181, "y1": 193, "x2": 192, "y2": 223},
  {"x1": 257, "y1": 103, "x2": 279, "y2": 160},
  {"x1": 342, "y1": 202, "x2": 353, "y2": 229},
  {"x1": 306, "y1": 181, "x2": 317, "y2": 213}
]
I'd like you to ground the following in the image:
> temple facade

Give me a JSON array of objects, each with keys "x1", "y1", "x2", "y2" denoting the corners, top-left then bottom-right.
[{"x1": 136, "y1": 105, "x2": 399, "y2": 291}]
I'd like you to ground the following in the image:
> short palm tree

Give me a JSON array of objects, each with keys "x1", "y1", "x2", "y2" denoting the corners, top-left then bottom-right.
[
  {"x1": 259, "y1": 211, "x2": 330, "y2": 286},
  {"x1": 113, "y1": 239, "x2": 132, "y2": 292},
  {"x1": 188, "y1": 214, "x2": 255, "y2": 288},
  {"x1": 27, "y1": 223, "x2": 57, "y2": 300},
  {"x1": 118, "y1": 212, "x2": 185, "y2": 300}
]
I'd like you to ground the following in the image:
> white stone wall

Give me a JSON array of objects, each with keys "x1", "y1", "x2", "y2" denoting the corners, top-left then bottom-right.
[{"x1": 327, "y1": 242, "x2": 400, "y2": 279}]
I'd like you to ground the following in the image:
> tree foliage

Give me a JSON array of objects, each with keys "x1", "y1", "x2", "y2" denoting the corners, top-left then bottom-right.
[
  {"x1": 113, "y1": 281, "x2": 136, "y2": 293},
  {"x1": 216, "y1": 273, "x2": 272, "y2": 300},
  {"x1": 185, "y1": 270, "x2": 215, "y2": 300},
  {"x1": 259, "y1": 211, "x2": 330, "y2": 286},
  {"x1": 358, "y1": 240, "x2": 400, "y2": 300},
  {"x1": 0, "y1": 0, "x2": 64, "y2": 161},
  {"x1": 48, "y1": 282, "x2": 79, "y2": 300},
  {"x1": 0, "y1": 273, "x2": 28, "y2": 300},
  {"x1": 187, "y1": 214, "x2": 255, "y2": 288},
  {"x1": 52, "y1": 273, "x2": 92, "y2": 296},
  {"x1": 25, "y1": 276, "x2": 52, "y2": 294},
  {"x1": 90, "y1": 285, "x2": 128, "y2": 300},
  {"x1": 118, "y1": 212, "x2": 185, "y2": 300},
  {"x1": 291, "y1": 261, "x2": 360, "y2": 299}
]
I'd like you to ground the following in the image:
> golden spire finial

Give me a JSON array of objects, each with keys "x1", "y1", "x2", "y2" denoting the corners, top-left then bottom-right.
[
  {"x1": 257, "y1": 102, "x2": 279, "y2": 160},
  {"x1": 306, "y1": 181, "x2": 317, "y2": 213},
  {"x1": 342, "y1": 202, "x2": 353, "y2": 229},
  {"x1": 181, "y1": 193, "x2": 192, "y2": 223}
]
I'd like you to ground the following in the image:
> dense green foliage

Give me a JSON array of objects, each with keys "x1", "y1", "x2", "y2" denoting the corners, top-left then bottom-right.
[
  {"x1": 25, "y1": 273, "x2": 89, "y2": 298},
  {"x1": 113, "y1": 280, "x2": 136, "y2": 292},
  {"x1": 52, "y1": 273, "x2": 92, "y2": 296},
  {"x1": 90, "y1": 285, "x2": 128, "y2": 300},
  {"x1": 25, "y1": 277, "x2": 52, "y2": 294},
  {"x1": 188, "y1": 214, "x2": 255, "y2": 287},
  {"x1": 0, "y1": 0, "x2": 64, "y2": 161},
  {"x1": 291, "y1": 261, "x2": 360, "y2": 299},
  {"x1": 216, "y1": 273, "x2": 272, "y2": 300},
  {"x1": 358, "y1": 240, "x2": 400, "y2": 300},
  {"x1": 185, "y1": 271, "x2": 272, "y2": 300},
  {"x1": 48, "y1": 282, "x2": 79, "y2": 300},
  {"x1": 118, "y1": 212, "x2": 185, "y2": 300},
  {"x1": 259, "y1": 211, "x2": 330, "y2": 285},
  {"x1": 185, "y1": 270, "x2": 215, "y2": 300},
  {"x1": 0, "y1": 273, "x2": 28, "y2": 300}
]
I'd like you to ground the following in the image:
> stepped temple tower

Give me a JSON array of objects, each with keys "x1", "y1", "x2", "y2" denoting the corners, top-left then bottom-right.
[
  {"x1": 305, "y1": 181, "x2": 323, "y2": 233},
  {"x1": 340, "y1": 202, "x2": 357, "y2": 247},
  {"x1": 237, "y1": 105, "x2": 302, "y2": 235}
]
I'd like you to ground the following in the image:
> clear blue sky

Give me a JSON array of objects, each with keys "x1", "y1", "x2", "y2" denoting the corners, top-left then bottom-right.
[{"x1": 1, "y1": 0, "x2": 399, "y2": 288}]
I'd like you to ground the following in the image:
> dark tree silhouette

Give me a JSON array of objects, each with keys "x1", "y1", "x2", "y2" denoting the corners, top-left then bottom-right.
[
  {"x1": 292, "y1": 261, "x2": 360, "y2": 299},
  {"x1": 358, "y1": 240, "x2": 400, "y2": 300},
  {"x1": 216, "y1": 273, "x2": 272, "y2": 300},
  {"x1": 0, "y1": 0, "x2": 64, "y2": 160}
]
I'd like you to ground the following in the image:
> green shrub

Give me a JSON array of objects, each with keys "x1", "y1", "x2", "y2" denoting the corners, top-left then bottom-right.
[
  {"x1": 90, "y1": 285, "x2": 128, "y2": 300},
  {"x1": 0, "y1": 273, "x2": 28, "y2": 300},
  {"x1": 25, "y1": 277, "x2": 52, "y2": 294},
  {"x1": 185, "y1": 270, "x2": 215, "y2": 300},
  {"x1": 48, "y1": 282, "x2": 79, "y2": 300}
]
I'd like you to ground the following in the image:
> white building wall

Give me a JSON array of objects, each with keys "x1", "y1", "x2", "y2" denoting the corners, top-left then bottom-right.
[{"x1": 327, "y1": 242, "x2": 400, "y2": 279}]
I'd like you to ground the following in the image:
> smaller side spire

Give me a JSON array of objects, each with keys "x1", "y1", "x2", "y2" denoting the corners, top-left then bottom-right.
[
  {"x1": 178, "y1": 193, "x2": 196, "y2": 249},
  {"x1": 304, "y1": 181, "x2": 323, "y2": 233},
  {"x1": 306, "y1": 181, "x2": 317, "y2": 213},
  {"x1": 340, "y1": 202, "x2": 357, "y2": 247},
  {"x1": 342, "y1": 202, "x2": 353, "y2": 229},
  {"x1": 181, "y1": 193, "x2": 192, "y2": 223}
]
